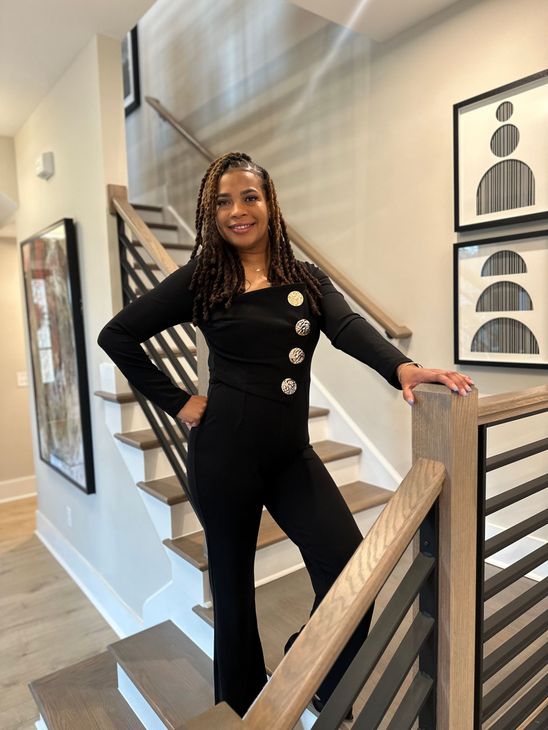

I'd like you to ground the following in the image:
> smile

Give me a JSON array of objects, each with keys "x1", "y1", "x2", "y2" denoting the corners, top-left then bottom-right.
[{"x1": 229, "y1": 223, "x2": 255, "y2": 233}]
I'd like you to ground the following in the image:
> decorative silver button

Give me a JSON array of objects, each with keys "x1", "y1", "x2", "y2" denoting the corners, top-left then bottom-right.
[
  {"x1": 281, "y1": 378, "x2": 297, "y2": 395},
  {"x1": 295, "y1": 318, "x2": 311, "y2": 336},
  {"x1": 289, "y1": 347, "x2": 305, "y2": 364},
  {"x1": 288, "y1": 290, "x2": 304, "y2": 307}
]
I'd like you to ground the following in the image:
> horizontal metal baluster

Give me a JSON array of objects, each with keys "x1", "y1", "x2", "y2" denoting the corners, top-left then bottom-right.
[
  {"x1": 352, "y1": 612, "x2": 435, "y2": 730},
  {"x1": 482, "y1": 643, "x2": 547, "y2": 720},
  {"x1": 485, "y1": 474, "x2": 547, "y2": 515},
  {"x1": 483, "y1": 577, "x2": 548, "y2": 641},
  {"x1": 484, "y1": 510, "x2": 548, "y2": 558},
  {"x1": 483, "y1": 613, "x2": 547, "y2": 680},
  {"x1": 312, "y1": 552, "x2": 435, "y2": 730},
  {"x1": 484, "y1": 543, "x2": 548, "y2": 599},
  {"x1": 385, "y1": 671, "x2": 433, "y2": 730}
]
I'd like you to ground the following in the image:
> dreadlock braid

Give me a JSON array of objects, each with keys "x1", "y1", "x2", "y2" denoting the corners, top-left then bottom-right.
[{"x1": 187, "y1": 151, "x2": 323, "y2": 323}]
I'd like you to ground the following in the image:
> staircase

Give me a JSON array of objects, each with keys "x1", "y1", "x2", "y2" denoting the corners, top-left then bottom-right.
[{"x1": 29, "y1": 201, "x2": 395, "y2": 729}]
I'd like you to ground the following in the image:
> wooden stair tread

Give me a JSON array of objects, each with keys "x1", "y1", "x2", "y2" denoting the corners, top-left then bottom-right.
[
  {"x1": 165, "y1": 481, "x2": 391, "y2": 571},
  {"x1": 132, "y1": 240, "x2": 194, "y2": 251},
  {"x1": 114, "y1": 413, "x2": 334, "y2": 451},
  {"x1": 193, "y1": 566, "x2": 316, "y2": 675},
  {"x1": 108, "y1": 621, "x2": 213, "y2": 729},
  {"x1": 29, "y1": 651, "x2": 145, "y2": 730},
  {"x1": 95, "y1": 384, "x2": 194, "y2": 405},
  {"x1": 143, "y1": 222, "x2": 178, "y2": 231},
  {"x1": 137, "y1": 475, "x2": 188, "y2": 505},
  {"x1": 309, "y1": 405, "x2": 329, "y2": 418},
  {"x1": 114, "y1": 427, "x2": 181, "y2": 450},
  {"x1": 130, "y1": 202, "x2": 163, "y2": 212},
  {"x1": 314, "y1": 439, "x2": 361, "y2": 462}
]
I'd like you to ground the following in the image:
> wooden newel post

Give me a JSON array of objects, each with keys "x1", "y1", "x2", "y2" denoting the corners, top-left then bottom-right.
[{"x1": 412, "y1": 384, "x2": 478, "y2": 730}]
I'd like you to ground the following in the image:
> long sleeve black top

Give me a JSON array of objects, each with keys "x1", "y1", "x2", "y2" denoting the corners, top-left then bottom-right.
[{"x1": 97, "y1": 258, "x2": 412, "y2": 418}]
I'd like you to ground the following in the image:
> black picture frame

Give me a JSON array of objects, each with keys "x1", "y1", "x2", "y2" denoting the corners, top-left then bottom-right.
[
  {"x1": 122, "y1": 26, "x2": 141, "y2": 117},
  {"x1": 453, "y1": 229, "x2": 548, "y2": 369},
  {"x1": 20, "y1": 219, "x2": 96, "y2": 493},
  {"x1": 453, "y1": 69, "x2": 548, "y2": 232}
]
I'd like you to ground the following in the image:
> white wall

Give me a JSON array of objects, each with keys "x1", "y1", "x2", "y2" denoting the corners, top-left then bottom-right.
[
  {"x1": 127, "y1": 0, "x2": 547, "y2": 534},
  {"x1": 15, "y1": 34, "x2": 170, "y2": 618}
]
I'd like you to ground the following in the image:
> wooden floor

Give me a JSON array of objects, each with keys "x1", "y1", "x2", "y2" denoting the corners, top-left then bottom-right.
[
  {"x1": 1, "y1": 497, "x2": 545, "y2": 729},
  {"x1": 0, "y1": 497, "x2": 118, "y2": 730}
]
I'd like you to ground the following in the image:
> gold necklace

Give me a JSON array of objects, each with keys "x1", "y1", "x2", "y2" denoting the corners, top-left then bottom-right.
[{"x1": 244, "y1": 266, "x2": 268, "y2": 291}]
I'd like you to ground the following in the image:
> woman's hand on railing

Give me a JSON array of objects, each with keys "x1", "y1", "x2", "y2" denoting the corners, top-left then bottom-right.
[
  {"x1": 397, "y1": 363, "x2": 474, "y2": 406},
  {"x1": 177, "y1": 395, "x2": 208, "y2": 427}
]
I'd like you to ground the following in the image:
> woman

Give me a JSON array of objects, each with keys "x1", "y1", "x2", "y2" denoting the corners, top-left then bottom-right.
[{"x1": 97, "y1": 151, "x2": 473, "y2": 718}]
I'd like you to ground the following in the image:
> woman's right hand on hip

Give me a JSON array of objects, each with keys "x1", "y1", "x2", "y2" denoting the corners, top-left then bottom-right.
[{"x1": 177, "y1": 395, "x2": 208, "y2": 428}]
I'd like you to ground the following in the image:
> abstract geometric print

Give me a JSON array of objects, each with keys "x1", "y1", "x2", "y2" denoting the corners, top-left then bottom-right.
[
  {"x1": 454, "y1": 69, "x2": 548, "y2": 230},
  {"x1": 476, "y1": 101, "x2": 535, "y2": 215},
  {"x1": 455, "y1": 232, "x2": 548, "y2": 367}
]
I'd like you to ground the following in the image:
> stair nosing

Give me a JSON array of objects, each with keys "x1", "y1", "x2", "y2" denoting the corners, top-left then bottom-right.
[
  {"x1": 164, "y1": 481, "x2": 391, "y2": 571},
  {"x1": 108, "y1": 621, "x2": 213, "y2": 730}
]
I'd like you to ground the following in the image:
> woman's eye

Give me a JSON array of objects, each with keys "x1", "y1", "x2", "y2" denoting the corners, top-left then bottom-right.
[
  {"x1": 246, "y1": 195, "x2": 259, "y2": 202},
  {"x1": 217, "y1": 199, "x2": 229, "y2": 206}
]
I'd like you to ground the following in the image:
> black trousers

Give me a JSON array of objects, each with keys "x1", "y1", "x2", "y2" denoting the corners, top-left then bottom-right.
[{"x1": 187, "y1": 381, "x2": 374, "y2": 718}]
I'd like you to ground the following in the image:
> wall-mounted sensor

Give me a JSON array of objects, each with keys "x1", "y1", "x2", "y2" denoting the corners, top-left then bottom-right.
[{"x1": 36, "y1": 151, "x2": 55, "y2": 180}]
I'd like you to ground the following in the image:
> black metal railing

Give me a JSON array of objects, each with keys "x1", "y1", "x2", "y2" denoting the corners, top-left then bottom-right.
[
  {"x1": 312, "y1": 502, "x2": 439, "y2": 730},
  {"x1": 115, "y1": 213, "x2": 198, "y2": 500},
  {"x1": 474, "y1": 414, "x2": 548, "y2": 729}
]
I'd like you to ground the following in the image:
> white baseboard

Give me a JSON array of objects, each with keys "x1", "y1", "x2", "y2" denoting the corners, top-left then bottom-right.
[
  {"x1": 485, "y1": 522, "x2": 547, "y2": 581},
  {"x1": 35, "y1": 510, "x2": 143, "y2": 638},
  {"x1": 0, "y1": 474, "x2": 36, "y2": 503}
]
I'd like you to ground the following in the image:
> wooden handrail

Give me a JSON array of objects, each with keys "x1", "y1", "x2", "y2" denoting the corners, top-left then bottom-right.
[
  {"x1": 187, "y1": 457, "x2": 445, "y2": 729},
  {"x1": 108, "y1": 184, "x2": 179, "y2": 276},
  {"x1": 145, "y1": 96, "x2": 412, "y2": 340},
  {"x1": 478, "y1": 384, "x2": 548, "y2": 426}
]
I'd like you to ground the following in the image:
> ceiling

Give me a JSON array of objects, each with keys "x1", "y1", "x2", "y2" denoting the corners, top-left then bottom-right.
[
  {"x1": 0, "y1": 0, "x2": 465, "y2": 138},
  {"x1": 0, "y1": 0, "x2": 155, "y2": 137},
  {"x1": 288, "y1": 0, "x2": 464, "y2": 42}
]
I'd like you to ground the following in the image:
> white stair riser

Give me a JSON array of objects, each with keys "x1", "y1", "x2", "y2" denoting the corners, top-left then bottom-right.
[
  {"x1": 138, "y1": 209, "x2": 165, "y2": 225},
  {"x1": 139, "y1": 490, "x2": 202, "y2": 540},
  {"x1": 104, "y1": 399, "x2": 150, "y2": 434},
  {"x1": 146, "y1": 225, "x2": 180, "y2": 244},
  {"x1": 253, "y1": 503, "x2": 385, "y2": 589},
  {"x1": 114, "y1": 440, "x2": 174, "y2": 483},
  {"x1": 308, "y1": 415, "x2": 328, "y2": 443},
  {"x1": 324, "y1": 454, "x2": 360, "y2": 485},
  {"x1": 118, "y1": 438, "x2": 360, "y2": 485},
  {"x1": 117, "y1": 666, "x2": 167, "y2": 730},
  {"x1": 143, "y1": 557, "x2": 214, "y2": 657},
  {"x1": 99, "y1": 362, "x2": 128, "y2": 394}
]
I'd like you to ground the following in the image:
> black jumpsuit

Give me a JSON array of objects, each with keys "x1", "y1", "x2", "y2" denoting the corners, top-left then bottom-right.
[{"x1": 97, "y1": 257, "x2": 411, "y2": 717}]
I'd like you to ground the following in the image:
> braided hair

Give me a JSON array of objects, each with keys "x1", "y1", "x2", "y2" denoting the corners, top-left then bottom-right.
[{"x1": 188, "y1": 151, "x2": 322, "y2": 323}]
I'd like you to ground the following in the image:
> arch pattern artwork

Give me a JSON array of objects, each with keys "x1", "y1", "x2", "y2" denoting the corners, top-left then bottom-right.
[
  {"x1": 481, "y1": 250, "x2": 527, "y2": 276},
  {"x1": 454, "y1": 69, "x2": 548, "y2": 230},
  {"x1": 476, "y1": 282, "x2": 532, "y2": 312},
  {"x1": 477, "y1": 160, "x2": 535, "y2": 215},
  {"x1": 455, "y1": 231, "x2": 547, "y2": 368},
  {"x1": 471, "y1": 318, "x2": 539, "y2": 354}
]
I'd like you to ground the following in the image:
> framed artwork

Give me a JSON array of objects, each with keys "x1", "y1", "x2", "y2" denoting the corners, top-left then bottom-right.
[
  {"x1": 20, "y1": 219, "x2": 95, "y2": 493},
  {"x1": 122, "y1": 26, "x2": 141, "y2": 117},
  {"x1": 454, "y1": 230, "x2": 548, "y2": 368},
  {"x1": 453, "y1": 69, "x2": 548, "y2": 231}
]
